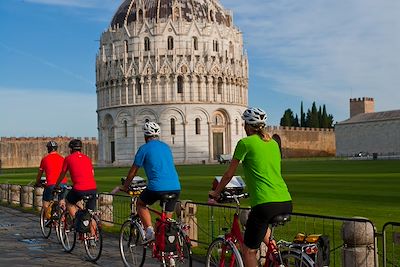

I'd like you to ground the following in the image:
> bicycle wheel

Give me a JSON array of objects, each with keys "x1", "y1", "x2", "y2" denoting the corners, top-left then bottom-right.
[
  {"x1": 39, "y1": 207, "x2": 52, "y2": 238},
  {"x1": 174, "y1": 229, "x2": 192, "y2": 267},
  {"x1": 119, "y1": 220, "x2": 146, "y2": 267},
  {"x1": 58, "y1": 210, "x2": 76, "y2": 252},
  {"x1": 279, "y1": 250, "x2": 314, "y2": 267},
  {"x1": 84, "y1": 217, "x2": 103, "y2": 262},
  {"x1": 205, "y1": 237, "x2": 244, "y2": 267}
]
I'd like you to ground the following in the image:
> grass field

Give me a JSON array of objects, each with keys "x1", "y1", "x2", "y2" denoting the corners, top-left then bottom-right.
[{"x1": 1, "y1": 159, "x2": 400, "y2": 229}]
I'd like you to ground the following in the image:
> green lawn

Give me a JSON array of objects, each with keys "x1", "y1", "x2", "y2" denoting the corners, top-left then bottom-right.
[{"x1": 1, "y1": 159, "x2": 400, "y2": 229}]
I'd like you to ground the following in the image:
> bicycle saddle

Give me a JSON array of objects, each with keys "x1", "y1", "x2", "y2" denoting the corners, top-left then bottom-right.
[
  {"x1": 160, "y1": 193, "x2": 177, "y2": 202},
  {"x1": 270, "y1": 214, "x2": 291, "y2": 226}
]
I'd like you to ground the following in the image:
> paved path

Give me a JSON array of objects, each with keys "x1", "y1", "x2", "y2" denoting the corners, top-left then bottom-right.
[{"x1": 0, "y1": 205, "x2": 203, "y2": 266}]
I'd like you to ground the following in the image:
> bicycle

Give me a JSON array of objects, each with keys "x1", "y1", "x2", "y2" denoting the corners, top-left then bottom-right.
[
  {"x1": 205, "y1": 191, "x2": 316, "y2": 267},
  {"x1": 118, "y1": 177, "x2": 192, "y2": 267},
  {"x1": 38, "y1": 180, "x2": 69, "y2": 240},
  {"x1": 58, "y1": 193, "x2": 103, "y2": 262}
]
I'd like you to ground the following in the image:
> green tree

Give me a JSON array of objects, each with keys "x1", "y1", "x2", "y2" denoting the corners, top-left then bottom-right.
[
  {"x1": 300, "y1": 101, "x2": 306, "y2": 127},
  {"x1": 280, "y1": 109, "x2": 297, "y2": 127},
  {"x1": 306, "y1": 102, "x2": 319, "y2": 128}
]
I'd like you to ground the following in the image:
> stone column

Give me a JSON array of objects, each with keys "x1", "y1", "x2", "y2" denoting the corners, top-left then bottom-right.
[
  {"x1": 10, "y1": 185, "x2": 20, "y2": 205},
  {"x1": 0, "y1": 184, "x2": 7, "y2": 203},
  {"x1": 34, "y1": 187, "x2": 44, "y2": 211},
  {"x1": 132, "y1": 79, "x2": 137, "y2": 104},
  {"x1": 21, "y1": 186, "x2": 34, "y2": 208},
  {"x1": 156, "y1": 76, "x2": 161, "y2": 103},
  {"x1": 178, "y1": 200, "x2": 198, "y2": 247},
  {"x1": 98, "y1": 194, "x2": 114, "y2": 227},
  {"x1": 341, "y1": 218, "x2": 376, "y2": 267},
  {"x1": 199, "y1": 76, "x2": 205, "y2": 102},
  {"x1": 172, "y1": 75, "x2": 177, "y2": 102}
]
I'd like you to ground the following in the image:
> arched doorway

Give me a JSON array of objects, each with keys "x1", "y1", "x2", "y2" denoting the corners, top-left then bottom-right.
[
  {"x1": 103, "y1": 114, "x2": 115, "y2": 164},
  {"x1": 211, "y1": 111, "x2": 230, "y2": 160}
]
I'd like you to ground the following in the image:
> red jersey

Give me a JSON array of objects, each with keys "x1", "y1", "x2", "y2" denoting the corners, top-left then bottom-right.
[
  {"x1": 39, "y1": 152, "x2": 67, "y2": 185},
  {"x1": 62, "y1": 151, "x2": 96, "y2": 191}
]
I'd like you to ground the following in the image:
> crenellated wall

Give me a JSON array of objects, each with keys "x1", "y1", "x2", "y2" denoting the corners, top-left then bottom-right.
[
  {"x1": 266, "y1": 126, "x2": 336, "y2": 158},
  {"x1": 0, "y1": 137, "x2": 98, "y2": 169}
]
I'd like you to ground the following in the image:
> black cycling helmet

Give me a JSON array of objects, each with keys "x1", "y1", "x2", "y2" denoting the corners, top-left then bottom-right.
[
  {"x1": 68, "y1": 139, "x2": 82, "y2": 150},
  {"x1": 46, "y1": 141, "x2": 58, "y2": 152}
]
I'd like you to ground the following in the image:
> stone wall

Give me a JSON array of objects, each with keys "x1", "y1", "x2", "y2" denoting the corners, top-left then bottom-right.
[
  {"x1": 266, "y1": 126, "x2": 336, "y2": 158},
  {"x1": 0, "y1": 137, "x2": 98, "y2": 169}
]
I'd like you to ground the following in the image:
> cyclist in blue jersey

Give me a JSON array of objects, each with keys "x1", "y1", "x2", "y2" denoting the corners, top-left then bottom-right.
[{"x1": 122, "y1": 121, "x2": 181, "y2": 241}]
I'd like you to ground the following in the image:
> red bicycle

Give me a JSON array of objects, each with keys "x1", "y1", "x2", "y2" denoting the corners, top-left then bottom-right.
[
  {"x1": 205, "y1": 191, "x2": 316, "y2": 267},
  {"x1": 118, "y1": 177, "x2": 192, "y2": 267}
]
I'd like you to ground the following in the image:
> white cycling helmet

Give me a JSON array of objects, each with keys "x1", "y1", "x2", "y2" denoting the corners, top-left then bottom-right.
[
  {"x1": 143, "y1": 121, "x2": 161, "y2": 136},
  {"x1": 242, "y1": 107, "x2": 267, "y2": 125}
]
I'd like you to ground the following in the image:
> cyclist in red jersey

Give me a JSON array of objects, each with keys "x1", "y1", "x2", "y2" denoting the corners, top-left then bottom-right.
[
  {"x1": 35, "y1": 141, "x2": 68, "y2": 218},
  {"x1": 55, "y1": 139, "x2": 97, "y2": 222}
]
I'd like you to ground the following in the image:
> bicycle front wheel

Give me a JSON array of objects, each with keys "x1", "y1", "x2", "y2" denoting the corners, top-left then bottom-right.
[
  {"x1": 58, "y1": 210, "x2": 76, "y2": 252},
  {"x1": 119, "y1": 220, "x2": 146, "y2": 267},
  {"x1": 279, "y1": 250, "x2": 315, "y2": 267},
  {"x1": 205, "y1": 237, "x2": 244, "y2": 267},
  {"x1": 40, "y1": 207, "x2": 52, "y2": 238},
  {"x1": 175, "y1": 229, "x2": 192, "y2": 267},
  {"x1": 84, "y1": 217, "x2": 103, "y2": 262}
]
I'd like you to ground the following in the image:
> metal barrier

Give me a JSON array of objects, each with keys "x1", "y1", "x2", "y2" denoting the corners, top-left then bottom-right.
[
  {"x1": 382, "y1": 222, "x2": 400, "y2": 267},
  {"x1": 183, "y1": 201, "x2": 378, "y2": 267}
]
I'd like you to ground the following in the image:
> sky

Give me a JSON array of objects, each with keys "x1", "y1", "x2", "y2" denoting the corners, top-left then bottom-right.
[{"x1": 1, "y1": 0, "x2": 399, "y2": 137}]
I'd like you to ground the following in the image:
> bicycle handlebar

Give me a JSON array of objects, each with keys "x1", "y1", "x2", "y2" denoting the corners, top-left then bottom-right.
[
  {"x1": 209, "y1": 191, "x2": 249, "y2": 203},
  {"x1": 120, "y1": 177, "x2": 147, "y2": 193}
]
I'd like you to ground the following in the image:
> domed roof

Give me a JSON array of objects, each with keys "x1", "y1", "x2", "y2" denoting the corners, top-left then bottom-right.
[{"x1": 111, "y1": 0, "x2": 231, "y2": 28}]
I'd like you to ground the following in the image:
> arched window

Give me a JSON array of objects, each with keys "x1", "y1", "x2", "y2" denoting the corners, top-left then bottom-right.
[
  {"x1": 144, "y1": 37, "x2": 150, "y2": 51},
  {"x1": 214, "y1": 114, "x2": 223, "y2": 126},
  {"x1": 177, "y1": 76, "x2": 184, "y2": 94},
  {"x1": 123, "y1": 120, "x2": 128, "y2": 137},
  {"x1": 235, "y1": 119, "x2": 239, "y2": 135},
  {"x1": 193, "y1": 37, "x2": 198, "y2": 51},
  {"x1": 136, "y1": 78, "x2": 142, "y2": 95},
  {"x1": 210, "y1": 10, "x2": 214, "y2": 22},
  {"x1": 168, "y1": 36, "x2": 174, "y2": 50},
  {"x1": 170, "y1": 118, "x2": 176, "y2": 135},
  {"x1": 138, "y1": 9, "x2": 144, "y2": 23},
  {"x1": 195, "y1": 118, "x2": 201, "y2": 135},
  {"x1": 218, "y1": 77, "x2": 223, "y2": 95}
]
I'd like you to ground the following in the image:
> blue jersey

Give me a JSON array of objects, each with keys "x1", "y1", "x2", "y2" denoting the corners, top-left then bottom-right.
[{"x1": 134, "y1": 139, "x2": 181, "y2": 191}]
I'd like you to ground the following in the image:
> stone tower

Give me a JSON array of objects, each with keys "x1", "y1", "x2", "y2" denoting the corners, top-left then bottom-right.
[
  {"x1": 350, "y1": 97, "x2": 375, "y2": 118},
  {"x1": 96, "y1": 0, "x2": 248, "y2": 166}
]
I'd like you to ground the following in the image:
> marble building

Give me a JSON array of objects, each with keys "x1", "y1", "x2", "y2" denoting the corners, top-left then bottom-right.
[{"x1": 96, "y1": 0, "x2": 248, "y2": 165}]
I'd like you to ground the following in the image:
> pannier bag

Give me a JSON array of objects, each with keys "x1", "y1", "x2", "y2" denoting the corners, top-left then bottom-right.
[
  {"x1": 155, "y1": 219, "x2": 179, "y2": 253},
  {"x1": 293, "y1": 233, "x2": 330, "y2": 267},
  {"x1": 75, "y1": 210, "x2": 91, "y2": 233}
]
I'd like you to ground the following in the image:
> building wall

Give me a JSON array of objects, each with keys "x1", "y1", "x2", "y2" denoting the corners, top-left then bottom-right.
[
  {"x1": 0, "y1": 137, "x2": 98, "y2": 169},
  {"x1": 267, "y1": 126, "x2": 336, "y2": 158},
  {"x1": 335, "y1": 120, "x2": 400, "y2": 157}
]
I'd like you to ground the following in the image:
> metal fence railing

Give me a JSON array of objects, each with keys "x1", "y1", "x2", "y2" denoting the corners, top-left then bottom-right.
[{"x1": 382, "y1": 222, "x2": 400, "y2": 267}]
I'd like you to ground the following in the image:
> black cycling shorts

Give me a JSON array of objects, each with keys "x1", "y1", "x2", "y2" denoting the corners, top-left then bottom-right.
[
  {"x1": 139, "y1": 189, "x2": 180, "y2": 212},
  {"x1": 244, "y1": 201, "x2": 292, "y2": 249},
  {"x1": 43, "y1": 184, "x2": 68, "y2": 202},
  {"x1": 66, "y1": 189, "x2": 97, "y2": 211}
]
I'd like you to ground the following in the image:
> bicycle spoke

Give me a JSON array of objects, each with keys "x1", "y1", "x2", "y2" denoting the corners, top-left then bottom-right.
[
  {"x1": 206, "y1": 238, "x2": 243, "y2": 267},
  {"x1": 84, "y1": 219, "x2": 103, "y2": 262},
  {"x1": 119, "y1": 220, "x2": 146, "y2": 267}
]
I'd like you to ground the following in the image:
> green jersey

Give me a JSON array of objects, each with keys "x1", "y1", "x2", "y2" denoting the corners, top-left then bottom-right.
[{"x1": 233, "y1": 134, "x2": 292, "y2": 207}]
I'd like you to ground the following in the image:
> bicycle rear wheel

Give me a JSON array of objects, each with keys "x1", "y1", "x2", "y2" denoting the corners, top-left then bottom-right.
[
  {"x1": 278, "y1": 250, "x2": 314, "y2": 267},
  {"x1": 84, "y1": 217, "x2": 103, "y2": 262},
  {"x1": 58, "y1": 210, "x2": 76, "y2": 252},
  {"x1": 119, "y1": 220, "x2": 146, "y2": 267},
  {"x1": 39, "y1": 207, "x2": 52, "y2": 238},
  {"x1": 205, "y1": 237, "x2": 244, "y2": 267},
  {"x1": 174, "y1": 229, "x2": 192, "y2": 267}
]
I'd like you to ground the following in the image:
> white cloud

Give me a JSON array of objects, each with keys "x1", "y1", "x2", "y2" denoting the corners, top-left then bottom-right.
[
  {"x1": 0, "y1": 87, "x2": 97, "y2": 137},
  {"x1": 222, "y1": 0, "x2": 400, "y2": 120}
]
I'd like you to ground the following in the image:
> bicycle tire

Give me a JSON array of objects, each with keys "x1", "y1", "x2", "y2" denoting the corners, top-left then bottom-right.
[
  {"x1": 174, "y1": 229, "x2": 192, "y2": 267},
  {"x1": 277, "y1": 250, "x2": 315, "y2": 267},
  {"x1": 84, "y1": 216, "x2": 103, "y2": 262},
  {"x1": 119, "y1": 220, "x2": 146, "y2": 267},
  {"x1": 205, "y1": 237, "x2": 244, "y2": 267},
  {"x1": 58, "y1": 210, "x2": 76, "y2": 253},
  {"x1": 39, "y1": 207, "x2": 52, "y2": 238}
]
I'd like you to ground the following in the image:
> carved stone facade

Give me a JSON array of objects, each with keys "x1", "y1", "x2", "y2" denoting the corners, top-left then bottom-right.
[{"x1": 96, "y1": 0, "x2": 248, "y2": 165}]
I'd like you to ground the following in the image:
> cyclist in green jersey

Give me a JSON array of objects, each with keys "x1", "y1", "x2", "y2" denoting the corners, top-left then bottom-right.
[{"x1": 209, "y1": 107, "x2": 292, "y2": 267}]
